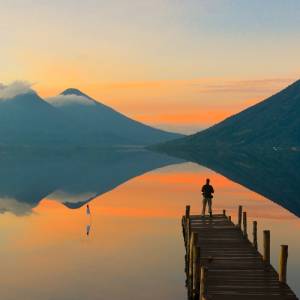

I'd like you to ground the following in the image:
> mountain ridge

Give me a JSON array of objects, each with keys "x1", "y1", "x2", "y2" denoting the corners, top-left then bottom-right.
[
  {"x1": 153, "y1": 79, "x2": 300, "y2": 152},
  {"x1": 0, "y1": 86, "x2": 183, "y2": 147}
]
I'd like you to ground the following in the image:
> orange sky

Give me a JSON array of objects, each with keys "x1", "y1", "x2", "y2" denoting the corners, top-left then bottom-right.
[
  {"x1": 1, "y1": 1, "x2": 300, "y2": 134},
  {"x1": 32, "y1": 77, "x2": 296, "y2": 134}
]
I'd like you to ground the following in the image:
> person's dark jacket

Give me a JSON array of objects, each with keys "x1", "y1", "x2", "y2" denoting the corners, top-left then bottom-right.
[{"x1": 202, "y1": 184, "x2": 214, "y2": 198}]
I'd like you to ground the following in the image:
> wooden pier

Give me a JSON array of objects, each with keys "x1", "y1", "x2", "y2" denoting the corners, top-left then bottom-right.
[{"x1": 182, "y1": 205, "x2": 298, "y2": 300}]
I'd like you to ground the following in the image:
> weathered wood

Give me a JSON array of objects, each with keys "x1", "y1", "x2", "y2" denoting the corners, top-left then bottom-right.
[
  {"x1": 183, "y1": 208, "x2": 297, "y2": 300},
  {"x1": 192, "y1": 246, "x2": 200, "y2": 299},
  {"x1": 238, "y1": 205, "x2": 242, "y2": 229},
  {"x1": 279, "y1": 245, "x2": 288, "y2": 284},
  {"x1": 200, "y1": 266, "x2": 208, "y2": 300},
  {"x1": 186, "y1": 205, "x2": 191, "y2": 219},
  {"x1": 189, "y1": 232, "x2": 199, "y2": 299},
  {"x1": 223, "y1": 209, "x2": 226, "y2": 216},
  {"x1": 253, "y1": 221, "x2": 258, "y2": 250},
  {"x1": 228, "y1": 216, "x2": 231, "y2": 222},
  {"x1": 243, "y1": 211, "x2": 248, "y2": 238},
  {"x1": 263, "y1": 230, "x2": 271, "y2": 265},
  {"x1": 186, "y1": 216, "x2": 191, "y2": 250}
]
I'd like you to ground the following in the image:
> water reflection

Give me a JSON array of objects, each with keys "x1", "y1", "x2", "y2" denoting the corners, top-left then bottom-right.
[
  {"x1": 0, "y1": 148, "x2": 300, "y2": 299},
  {"x1": 0, "y1": 148, "x2": 182, "y2": 215},
  {"x1": 156, "y1": 148, "x2": 300, "y2": 217},
  {"x1": 0, "y1": 161, "x2": 299, "y2": 299}
]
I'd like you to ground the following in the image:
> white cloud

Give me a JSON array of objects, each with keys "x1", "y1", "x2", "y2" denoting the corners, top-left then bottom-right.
[
  {"x1": 0, "y1": 81, "x2": 33, "y2": 99},
  {"x1": 0, "y1": 197, "x2": 33, "y2": 215},
  {"x1": 47, "y1": 94, "x2": 95, "y2": 106}
]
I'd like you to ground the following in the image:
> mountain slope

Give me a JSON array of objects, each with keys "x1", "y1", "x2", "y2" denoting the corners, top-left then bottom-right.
[
  {"x1": 156, "y1": 79, "x2": 300, "y2": 151},
  {"x1": 48, "y1": 88, "x2": 183, "y2": 146},
  {"x1": 0, "y1": 88, "x2": 183, "y2": 147},
  {"x1": 0, "y1": 91, "x2": 73, "y2": 146}
]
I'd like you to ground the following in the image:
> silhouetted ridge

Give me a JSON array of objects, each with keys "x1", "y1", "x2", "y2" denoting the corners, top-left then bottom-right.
[
  {"x1": 0, "y1": 86, "x2": 183, "y2": 146},
  {"x1": 155, "y1": 79, "x2": 300, "y2": 151}
]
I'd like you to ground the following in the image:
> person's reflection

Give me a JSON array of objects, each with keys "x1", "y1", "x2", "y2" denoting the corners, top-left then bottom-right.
[
  {"x1": 86, "y1": 224, "x2": 91, "y2": 236},
  {"x1": 86, "y1": 204, "x2": 92, "y2": 238}
]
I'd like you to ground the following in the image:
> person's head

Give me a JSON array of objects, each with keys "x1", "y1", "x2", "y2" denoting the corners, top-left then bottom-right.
[{"x1": 206, "y1": 178, "x2": 210, "y2": 184}]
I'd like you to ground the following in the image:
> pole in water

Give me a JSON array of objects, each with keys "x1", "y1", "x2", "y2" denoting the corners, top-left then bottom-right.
[
  {"x1": 238, "y1": 205, "x2": 242, "y2": 229},
  {"x1": 86, "y1": 204, "x2": 91, "y2": 216},
  {"x1": 279, "y1": 245, "x2": 288, "y2": 284},
  {"x1": 263, "y1": 230, "x2": 271, "y2": 265},
  {"x1": 243, "y1": 211, "x2": 247, "y2": 238},
  {"x1": 253, "y1": 221, "x2": 258, "y2": 250}
]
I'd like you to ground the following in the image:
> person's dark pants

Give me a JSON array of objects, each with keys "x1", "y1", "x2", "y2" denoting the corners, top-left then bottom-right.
[{"x1": 202, "y1": 197, "x2": 212, "y2": 215}]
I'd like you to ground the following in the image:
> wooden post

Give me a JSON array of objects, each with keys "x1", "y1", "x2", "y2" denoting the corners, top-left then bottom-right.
[
  {"x1": 263, "y1": 230, "x2": 270, "y2": 265},
  {"x1": 243, "y1": 211, "x2": 247, "y2": 238},
  {"x1": 186, "y1": 216, "x2": 191, "y2": 250},
  {"x1": 228, "y1": 216, "x2": 231, "y2": 222},
  {"x1": 279, "y1": 245, "x2": 288, "y2": 284},
  {"x1": 223, "y1": 209, "x2": 226, "y2": 216},
  {"x1": 253, "y1": 221, "x2": 258, "y2": 250},
  {"x1": 189, "y1": 232, "x2": 198, "y2": 298},
  {"x1": 238, "y1": 205, "x2": 242, "y2": 229},
  {"x1": 186, "y1": 205, "x2": 191, "y2": 219},
  {"x1": 200, "y1": 267, "x2": 208, "y2": 300},
  {"x1": 192, "y1": 246, "x2": 200, "y2": 299}
]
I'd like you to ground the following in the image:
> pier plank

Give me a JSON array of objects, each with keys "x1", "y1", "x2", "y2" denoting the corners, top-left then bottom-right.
[{"x1": 182, "y1": 211, "x2": 298, "y2": 300}]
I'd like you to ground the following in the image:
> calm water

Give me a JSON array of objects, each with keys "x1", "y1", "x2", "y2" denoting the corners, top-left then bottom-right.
[{"x1": 0, "y1": 158, "x2": 299, "y2": 299}]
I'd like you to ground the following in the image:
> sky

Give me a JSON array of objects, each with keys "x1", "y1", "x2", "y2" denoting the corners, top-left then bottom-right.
[{"x1": 1, "y1": 0, "x2": 300, "y2": 133}]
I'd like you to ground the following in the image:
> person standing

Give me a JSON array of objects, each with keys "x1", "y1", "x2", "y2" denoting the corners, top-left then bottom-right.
[{"x1": 201, "y1": 178, "x2": 214, "y2": 217}]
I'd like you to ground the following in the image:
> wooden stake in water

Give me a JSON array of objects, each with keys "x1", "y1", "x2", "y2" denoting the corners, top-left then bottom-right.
[
  {"x1": 253, "y1": 221, "x2": 258, "y2": 250},
  {"x1": 192, "y1": 246, "x2": 200, "y2": 299},
  {"x1": 279, "y1": 245, "x2": 288, "y2": 284},
  {"x1": 200, "y1": 267, "x2": 208, "y2": 300},
  {"x1": 238, "y1": 205, "x2": 243, "y2": 229},
  {"x1": 243, "y1": 211, "x2": 248, "y2": 238},
  {"x1": 263, "y1": 230, "x2": 270, "y2": 265}
]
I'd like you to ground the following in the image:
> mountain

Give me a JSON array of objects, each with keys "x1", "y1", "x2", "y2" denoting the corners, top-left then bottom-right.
[
  {"x1": 48, "y1": 88, "x2": 183, "y2": 146},
  {"x1": 0, "y1": 91, "x2": 73, "y2": 146},
  {"x1": 0, "y1": 88, "x2": 183, "y2": 147},
  {"x1": 154, "y1": 79, "x2": 300, "y2": 152}
]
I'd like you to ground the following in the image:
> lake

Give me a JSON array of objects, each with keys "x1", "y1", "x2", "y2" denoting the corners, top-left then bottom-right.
[{"x1": 0, "y1": 150, "x2": 299, "y2": 299}]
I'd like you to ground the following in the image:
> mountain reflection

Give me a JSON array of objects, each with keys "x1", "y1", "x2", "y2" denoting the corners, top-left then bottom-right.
[
  {"x1": 0, "y1": 148, "x2": 183, "y2": 215},
  {"x1": 158, "y1": 148, "x2": 300, "y2": 217}
]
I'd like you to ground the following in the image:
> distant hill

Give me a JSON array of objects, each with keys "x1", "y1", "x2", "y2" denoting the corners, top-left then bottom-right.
[
  {"x1": 154, "y1": 79, "x2": 300, "y2": 152},
  {"x1": 0, "y1": 87, "x2": 183, "y2": 147}
]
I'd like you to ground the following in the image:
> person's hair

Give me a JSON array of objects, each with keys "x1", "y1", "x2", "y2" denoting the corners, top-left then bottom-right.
[{"x1": 206, "y1": 178, "x2": 210, "y2": 184}]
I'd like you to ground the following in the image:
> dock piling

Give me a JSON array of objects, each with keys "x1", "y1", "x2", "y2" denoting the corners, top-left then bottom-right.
[
  {"x1": 238, "y1": 205, "x2": 242, "y2": 229},
  {"x1": 253, "y1": 221, "x2": 258, "y2": 250},
  {"x1": 199, "y1": 267, "x2": 208, "y2": 300},
  {"x1": 279, "y1": 245, "x2": 288, "y2": 284},
  {"x1": 263, "y1": 230, "x2": 271, "y2": 265},
  {"x1": 182, "y1": 206, "x2": 297, "y2": 299},
  {"x1": 192, "y1": 246, "x2": 200, "y2": 299},
  {"x1": 243, "y1": 211, "x2": 248, "y2": 238}
]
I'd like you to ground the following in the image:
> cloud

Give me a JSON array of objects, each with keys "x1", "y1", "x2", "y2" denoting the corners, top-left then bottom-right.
[
  {"x1": 47, "y1": 94, "x2": 95, "y2": 106},
  {"x1": 0, "y1": 197, "x2": 33, "y2": 216},
  {"x1": 0, "y1": 81, "x2": 33, "y2": 99}
]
